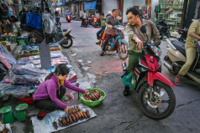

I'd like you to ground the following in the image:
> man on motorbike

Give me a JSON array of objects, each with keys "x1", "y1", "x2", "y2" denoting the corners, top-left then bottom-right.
[
  {"x1": 100, "y1": 9, "x2": 121, "y2": 56},
  {"x1": 174, "y1": 19, "x2": 200, "y2": 86},
  {"x1": 96, "y1": 12, "x2": 106, "y2": 45},
  {"x1": 123, "y1": 7, "x2": 160, "y2": 96},
  {"x1": 66, "y1": 10, "x2": 71, "y2": 16},
  {"x1": 81, "y1": 10, "x2": 87, "y2": 27}
]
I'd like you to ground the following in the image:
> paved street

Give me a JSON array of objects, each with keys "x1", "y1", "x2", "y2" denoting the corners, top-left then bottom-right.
[
  {"x1": 10, "y1": 18, "x2": 200, "y2": 133},
  {"x1": 58, "y1": 18, "x2": 200, "y2": 133}
]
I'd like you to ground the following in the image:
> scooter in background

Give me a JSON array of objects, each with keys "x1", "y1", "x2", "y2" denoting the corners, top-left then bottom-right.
[
  {"x1": 100, "y1": 25, "x2": 129, "y2": 60},
  {"x1": 82, "y1": 18, "x2": 89, "y2": 27},
  {"x1": 177, "y1": 29, "x2": 187, "y2": 43},
  {"x1": 164, "y1": 38, "x2": 200, "y2": 84},
  {"x1": 66, "y1": 15, "x2": 71, "y2": 23},
  {"x1": 155, "y1": 19, "x2": 170, "y2": 40},
  {"x1": 92, "y1": 17, "x2": 100, "y2": 28}
]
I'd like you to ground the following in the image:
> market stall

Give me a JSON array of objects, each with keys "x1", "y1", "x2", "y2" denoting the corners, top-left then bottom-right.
[{"x1": 0, "y1": 0, "x2": 107, "y2": 132}]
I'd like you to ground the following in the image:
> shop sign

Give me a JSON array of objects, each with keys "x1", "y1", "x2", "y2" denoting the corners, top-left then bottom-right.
[{"x1": 51, "y1": 0, "x2": 58, "y2": 2}]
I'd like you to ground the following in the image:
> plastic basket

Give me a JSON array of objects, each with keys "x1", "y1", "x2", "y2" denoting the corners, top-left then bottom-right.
[{"x1": 79, "y1": 88, "x2": 106, "y2": 107}]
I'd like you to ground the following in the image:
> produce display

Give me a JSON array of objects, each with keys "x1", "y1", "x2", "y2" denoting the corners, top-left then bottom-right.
[
  {"x1": 84, "y1": 90, "x2": 103, "y2": 101},
  {"x1": 53, "y1": 106, "x2": 91, "y2": 130}
]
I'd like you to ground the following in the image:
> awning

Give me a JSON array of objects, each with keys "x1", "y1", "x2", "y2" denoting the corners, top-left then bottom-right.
[{"x1": 84, "y1": 1, "x2": 97, "y2": 10}]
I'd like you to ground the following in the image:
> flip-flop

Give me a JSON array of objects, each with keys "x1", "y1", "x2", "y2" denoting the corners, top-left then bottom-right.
[{"x1": 171, "y1": 79, "x2": 181, "y2": 86}]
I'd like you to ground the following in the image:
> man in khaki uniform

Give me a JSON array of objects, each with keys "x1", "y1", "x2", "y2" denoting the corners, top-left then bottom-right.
[
  {"x1": 175, "y1": 19, "x2": 200, "y2": 86},
  {"x1": 123, "y1": 7, "x2": 160, "y2": 96}
]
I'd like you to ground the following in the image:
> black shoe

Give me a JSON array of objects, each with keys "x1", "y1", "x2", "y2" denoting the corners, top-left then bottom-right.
[{"x1": 123, "y1": 86, "x2": 130, "y2": 96}]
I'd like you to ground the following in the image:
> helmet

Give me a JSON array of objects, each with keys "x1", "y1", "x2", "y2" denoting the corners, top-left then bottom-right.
[{"x1": 9, "y1": 15, "x2": 18, "y2": 22}]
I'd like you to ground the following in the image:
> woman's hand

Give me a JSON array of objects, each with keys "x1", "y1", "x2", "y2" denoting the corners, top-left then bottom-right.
[
  {"x1": 64, "y1": 106, "x2": 70, "y2": 114},
  {"x1": 84, "y1": 90, "x2": 89, "y2": 95}
]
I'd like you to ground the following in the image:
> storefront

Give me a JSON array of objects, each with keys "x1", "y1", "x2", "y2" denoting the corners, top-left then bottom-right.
[
  {"x1": 156, "y1": 0, "x2": 184, "y2": 32},
  {"x1": 84, "y1": 0, "x2": 97, "y2": 17}
]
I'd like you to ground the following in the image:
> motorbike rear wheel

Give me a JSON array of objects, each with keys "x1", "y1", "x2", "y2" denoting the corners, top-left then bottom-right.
[
  {"x1": 60, "y1": 37, "x2": 73, "y2": 48},
  {"x1": 138, "y1": 81, "x2": 176, "y2": 120},
  {"x1": 117, "y1": 44, "x2": 128, "y2": 60}
]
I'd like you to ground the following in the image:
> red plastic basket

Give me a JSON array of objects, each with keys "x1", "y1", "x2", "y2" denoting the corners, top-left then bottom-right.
[{"x1": 17, "y1": 97, "x2": 34, "y2": 105}]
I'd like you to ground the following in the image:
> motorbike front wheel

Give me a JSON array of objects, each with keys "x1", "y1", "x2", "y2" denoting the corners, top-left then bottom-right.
[
  {"x1": 60, "y1": 37, "x2": 73, "y2": 48},
  {"x1": 117, "y1": 44, "x2": 128, "y2": 60},
  {"x1": 138, "y1": 81, "x2": 176, "y2": 120}
]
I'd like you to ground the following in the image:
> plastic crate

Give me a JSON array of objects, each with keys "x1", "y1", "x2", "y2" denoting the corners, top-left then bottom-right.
[
  {"x1": 0, "y1": 36, "x2": 5, "y2": 41},
  {"x1": 17, "y1": 36, "x2": 28, "y2": 45},
  {"x1": 10, "y1": 35, "x2": 17, "y2": 43}
]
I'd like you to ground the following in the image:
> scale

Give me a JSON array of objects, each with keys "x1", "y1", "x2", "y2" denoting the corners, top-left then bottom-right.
[
  {"x1": 0, "y1": 106, "x2": 15, "y2": 123},
  {"x1": 15, "y1": 103, "x2": 28, "y2": 121}
]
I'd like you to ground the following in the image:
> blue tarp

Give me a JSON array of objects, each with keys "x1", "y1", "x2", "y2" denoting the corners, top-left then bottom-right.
[{"x1": 84, "y1": 1, "x2": 97, "y2": 10}]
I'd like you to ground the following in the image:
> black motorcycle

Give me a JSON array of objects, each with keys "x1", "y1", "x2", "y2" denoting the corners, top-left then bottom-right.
[
  {"x1": 82, "y1": 18, "x2": 89, "y2": 27},
  {"x1": 93, "y1": 17, "x2": 100, "y2": 28},
  {"x1": 66, "y1": 15, "x2": 71, "y2": 23},
  {"x1": 177, "y1": 29, "x2": 187, "y2": 43},
  {"x1": 156, "y1": 19, "x2": 170, "y2": 40},
  {"x1": 60, "y1": 29, "x2": 74, "y2": 48}
]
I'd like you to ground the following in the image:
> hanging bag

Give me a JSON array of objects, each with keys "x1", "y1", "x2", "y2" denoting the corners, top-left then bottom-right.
[
  {"x1": 121, "y1": 71, "x2": 136, "y2": 89},
  {"x1": 26, "y1": 7, "x2": 42, "y2": 29},
  {"x1": 41, "y1": 0, "x2": 56, "y2": 34}
]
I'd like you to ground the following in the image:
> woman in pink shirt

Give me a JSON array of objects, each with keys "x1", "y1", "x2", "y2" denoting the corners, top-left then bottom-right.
[{"x1": 34, "y1": 64, "x2": 89, "y2": 119}]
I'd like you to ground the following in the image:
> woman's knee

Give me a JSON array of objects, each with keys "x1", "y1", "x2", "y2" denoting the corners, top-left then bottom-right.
[{"x1": 185, "y1": 61, "x2": 193, "y2": 67}]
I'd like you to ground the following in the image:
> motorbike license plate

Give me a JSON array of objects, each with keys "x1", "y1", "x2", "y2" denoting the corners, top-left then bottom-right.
[{"x1": 177, "y1": 34, "x2": 181, "y2": 39}]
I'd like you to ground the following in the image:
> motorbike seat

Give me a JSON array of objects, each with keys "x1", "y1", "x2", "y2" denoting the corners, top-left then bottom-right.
[
  {"x1": 63, "y1": 29, "x2": 68, "y2": 32},
  {"x1": 172, "y1": 41, "x2": 186, "y2": 56}
]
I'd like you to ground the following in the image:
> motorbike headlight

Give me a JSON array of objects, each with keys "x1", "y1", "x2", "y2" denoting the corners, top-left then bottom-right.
[{"x1": 151, "y1": 46, "x2": 162, "y2": 56}]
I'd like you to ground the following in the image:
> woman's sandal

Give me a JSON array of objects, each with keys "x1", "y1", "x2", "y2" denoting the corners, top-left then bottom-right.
[{"x1": 171, "y1": 79, "x2": 181, "y2": 86}]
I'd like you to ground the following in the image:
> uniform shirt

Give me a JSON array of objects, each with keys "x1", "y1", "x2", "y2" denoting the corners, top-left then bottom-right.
[
  {"x1": 126, "y1": 19, "x2": 160, "y2": 53},
  {"x1": 105, "y1": 15, "x2": 121, "y2": 35},
  {"x1": 185, "y1": 20, "x2": 200, "y2": 49}
]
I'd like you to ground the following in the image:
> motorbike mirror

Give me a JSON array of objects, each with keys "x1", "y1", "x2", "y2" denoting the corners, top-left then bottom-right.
[{"x1": 140, "y1": 25, "x2": 146, "y2": 34}]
